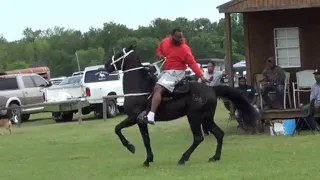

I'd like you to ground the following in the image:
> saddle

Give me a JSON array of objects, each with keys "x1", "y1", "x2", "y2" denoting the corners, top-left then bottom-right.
[
  {"x1": 145, "y1": 65, "x2": 191, "y2": 97},
  {"x1": 162, "y1": 77, "x2": 190, "y2": 97}
]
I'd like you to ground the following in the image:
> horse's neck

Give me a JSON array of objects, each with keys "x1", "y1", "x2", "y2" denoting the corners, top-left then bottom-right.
[{"x1": 123, "y1": 70, "x2": 153, "y2": 95}]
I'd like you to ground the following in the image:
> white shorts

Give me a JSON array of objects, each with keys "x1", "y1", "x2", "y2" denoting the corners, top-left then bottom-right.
[{"x1": 157, "y1": 70, "x2": 185, "y2": 92}]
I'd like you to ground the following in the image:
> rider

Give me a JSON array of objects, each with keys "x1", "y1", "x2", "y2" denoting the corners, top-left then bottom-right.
[{"x1": 146, "y1": 28, "x2": 208, "y2": 125}]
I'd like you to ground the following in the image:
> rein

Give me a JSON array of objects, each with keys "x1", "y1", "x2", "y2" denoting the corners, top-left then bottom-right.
[{"x1": 110, "y1": 48, "x2": 150, "y2": 97}]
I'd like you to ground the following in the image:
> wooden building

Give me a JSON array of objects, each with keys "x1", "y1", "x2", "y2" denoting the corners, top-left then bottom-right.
[
  {"x1": 217, "y1": 0, "x2": 320, "y2": 119},
  {"x1": 217, "y1": 0, "x2": 320, "y2": 86}
]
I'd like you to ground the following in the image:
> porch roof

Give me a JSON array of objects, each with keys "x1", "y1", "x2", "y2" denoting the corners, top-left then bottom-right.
[{"x1": 217, "y1": 0, "x2": 320, "y2": 13}]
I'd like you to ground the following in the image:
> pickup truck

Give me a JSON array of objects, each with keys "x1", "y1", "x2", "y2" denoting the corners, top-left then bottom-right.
[
  {"x1": 43, "y1": 75, "x2": 91, "y2": 122},
  {"x1": 0, "y1": 73, "x2": 51, "y2": 122},
  {"x1": 82, "y1": 65, "x2": 124, "y2": 118},
  {"x1": 43, "y1": 66, "x2": 124, "y2": 120}
]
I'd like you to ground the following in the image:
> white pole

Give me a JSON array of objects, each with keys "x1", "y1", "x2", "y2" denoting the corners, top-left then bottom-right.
[{"x1": 75, "y1": 52, "x2": 81, "y2": 72}]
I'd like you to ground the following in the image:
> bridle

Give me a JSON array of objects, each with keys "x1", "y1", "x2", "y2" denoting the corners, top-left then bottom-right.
[
  {"x1": 109, "y1": 48, "x2": 150, "y2": 97},
  {"x1": 110, "y1": 48, "x2": 145, "y2": 73}
]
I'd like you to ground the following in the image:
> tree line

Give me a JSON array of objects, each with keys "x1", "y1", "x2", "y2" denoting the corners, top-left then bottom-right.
[{"x1": 0, "y1": 14, "x2": 244, "y2": 77}]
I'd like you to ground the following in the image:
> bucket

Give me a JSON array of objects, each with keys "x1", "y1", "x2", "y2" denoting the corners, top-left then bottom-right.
[{"x1": 283, "y1": 119, "x2": 296, "y2": 135}]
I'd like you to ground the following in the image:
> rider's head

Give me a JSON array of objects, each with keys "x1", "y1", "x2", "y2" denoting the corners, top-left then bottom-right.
[
  {"x1": 171, "y1": 28, "x2": 183, "y2": 46},
  {"x1": 207, "y1": 62, "x2": 215, "y2": 74}
]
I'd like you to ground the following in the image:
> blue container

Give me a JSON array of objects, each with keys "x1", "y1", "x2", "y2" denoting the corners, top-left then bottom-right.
[{"x1": 283, "y1": 119, "x2": 296, "y2": 135}]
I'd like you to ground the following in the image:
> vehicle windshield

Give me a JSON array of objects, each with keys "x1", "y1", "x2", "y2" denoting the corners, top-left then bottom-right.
[
  {"x1": 84, "y1": 70, "x2": 119, "y2": 83},
  {"x1": 59, "y1": 75, "x2": 82, "y2": 85},
  {"x1": 0, "y1": 77, "x2": 19, "y2": 90}
]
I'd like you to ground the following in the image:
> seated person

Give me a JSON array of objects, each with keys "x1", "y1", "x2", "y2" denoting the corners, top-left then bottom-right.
[
  {"x1": 301, "y1": 69, "x2": 320, "y2": 131},
  {"x1": 260, "y1": 57, "x2": 286, "y2": 110}
]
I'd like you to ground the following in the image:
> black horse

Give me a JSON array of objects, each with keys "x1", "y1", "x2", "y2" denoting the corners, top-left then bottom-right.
[{"x1": 104, "y1": 45, "x2": 258, "y2": 167}]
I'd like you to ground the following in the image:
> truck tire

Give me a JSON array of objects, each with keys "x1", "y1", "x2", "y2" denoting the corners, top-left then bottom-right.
[
  {"x1": 52, "y1": 112, "x2": 73, "y2": 123},
  {"x1": 107, "y1": 99, "x2": 118, "y2": 118},
  {"x1": 21, "y1": 114, "x2": 30, "y2": 122},
  {"x1": 7, "y1": 103, "x2": 19, "y2": 124}
]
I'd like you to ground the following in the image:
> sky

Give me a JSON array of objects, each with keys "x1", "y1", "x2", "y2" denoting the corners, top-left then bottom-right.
[{"x1": 1, "y1": 0, "x2": 229, "y2": 41}]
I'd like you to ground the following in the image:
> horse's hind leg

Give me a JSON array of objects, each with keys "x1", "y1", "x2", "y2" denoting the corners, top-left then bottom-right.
[
  {"x1": 208, "y1": 119, "x2": 224, "y2": 162},
  {"x1": 115, "y1": 116, "x2": 138, "y2": 154},
  {"x1": 138, "y1": 124, "x2": 154, "y2": 167},
  {"x1": 178, "y1": 116, "x2": 204, "y2": 165}
]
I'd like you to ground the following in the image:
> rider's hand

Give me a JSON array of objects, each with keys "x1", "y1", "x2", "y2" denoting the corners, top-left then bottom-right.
[
  {"x1": 158, "y1": 55, "x2": 165, "y2": 60},
  {"x1": 200, "y1": 76, "x2": 210, "y2": 83}
]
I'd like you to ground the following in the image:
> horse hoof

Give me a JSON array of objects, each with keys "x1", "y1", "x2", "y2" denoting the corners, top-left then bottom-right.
[
  {"x1": 177, "y1": 160, "x2": 185, "y2": 165},
  {"x1": 127, "y1": 144, "x2": 136, "y2": 154},
  {"x1": 143, "y1": 162, "x2": 150, "y2": 167},
  {"x1": 208, "y1": 157, "x2": 220, "y2": 162}
]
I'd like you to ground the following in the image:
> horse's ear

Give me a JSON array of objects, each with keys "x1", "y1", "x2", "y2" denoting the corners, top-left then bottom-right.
[
  {"x1": 128, "y1": 44, "x2": 137, "y2": 50},
  {"x1": 132, "y1": 44, "x2": 137, "y2": 49}
]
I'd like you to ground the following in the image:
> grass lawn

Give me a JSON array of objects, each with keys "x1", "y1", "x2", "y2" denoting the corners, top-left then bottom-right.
[{"x1": 1, "y1": 102, "x2": 319, "y2": 180}]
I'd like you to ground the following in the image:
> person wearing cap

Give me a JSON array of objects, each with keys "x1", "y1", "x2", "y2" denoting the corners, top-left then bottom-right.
[
  {"x1": 301, "y1": 69, "x2": 320, "y2": 131},
  {"x1": 260, "y1": 57, "x2": 286, "y2": 110}
]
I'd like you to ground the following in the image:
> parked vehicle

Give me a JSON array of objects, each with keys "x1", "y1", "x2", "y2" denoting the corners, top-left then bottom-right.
[
  {"x1": 59, "y1": 75, "x2": 82, "y2": 86},
  {"x1": 43, "y1": 66, "x2": 124, "y2": 121},
  {"x1": 43, "y1": 75, "x2": 90, "y2": 122},
  {"x1": 50, "y1": 76, "x2": 66, "y2": 85},
  {"x1": 5, "y1": 67, "x2": 51, "y2": 80},
  {"x1": 0, "y1": 73, "x2": 51, "y2": 122},
  {"x1": 83, "y1": 65, "x2": 124, "y2": 118},
  {"x1": 72, "y1": 71, "x2": 83, "y2": 76}
]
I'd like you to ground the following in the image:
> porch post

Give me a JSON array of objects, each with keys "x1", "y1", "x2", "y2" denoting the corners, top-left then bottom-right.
[
  {"x1": 225, "y1": 13, "x2": 235, "y2": 119},
  {"x1": 225, "y1": 13, "x2": 234, "y2": 87}
]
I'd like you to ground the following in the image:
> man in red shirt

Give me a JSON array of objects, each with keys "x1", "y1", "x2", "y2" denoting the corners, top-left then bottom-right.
[{"x1": 146, "y1": 28, "x2": 207, "y2": 125}]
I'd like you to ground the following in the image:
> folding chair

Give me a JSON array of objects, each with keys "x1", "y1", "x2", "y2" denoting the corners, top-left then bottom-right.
[
  {"x1": 255, "y1": 72, "x2": 292, "y2": 110},
  {"x1": 292, "y1": 70, "x2": 315, "y2": 108},
  {"x1": 292, "y1": 99, "x2": 317, "y2": 136}
]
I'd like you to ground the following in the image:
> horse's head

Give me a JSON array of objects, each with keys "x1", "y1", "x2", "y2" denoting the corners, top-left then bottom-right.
[{"x1": 104, "y1": 44, "x2": 137, "y2": 73}]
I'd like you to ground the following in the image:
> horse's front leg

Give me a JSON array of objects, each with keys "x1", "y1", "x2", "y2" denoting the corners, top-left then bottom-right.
[
  {"x1": 115, "y1": 116, "x2": 138, "y2": 154},
  {"x1": 138, "y1": 124, "x2": 154, "y2": 167}
]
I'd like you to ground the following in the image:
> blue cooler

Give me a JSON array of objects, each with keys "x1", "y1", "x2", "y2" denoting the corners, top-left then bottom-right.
[{"x1": 283, "y1": 119, "x2": 296, "y2": 135}]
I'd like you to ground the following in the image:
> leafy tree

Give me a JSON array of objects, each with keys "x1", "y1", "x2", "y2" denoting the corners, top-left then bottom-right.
[{"x1": 0, "y1": 16, "x2": 244, "y2": 77}]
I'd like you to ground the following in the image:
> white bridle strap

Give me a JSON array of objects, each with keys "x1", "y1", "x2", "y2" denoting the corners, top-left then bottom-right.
[
  {"x1": 109, "y1": 48, "x2": 150, "y2": 97},
  {"x1": 110, "y1": 48, "x2": 134, "y2": 71}
]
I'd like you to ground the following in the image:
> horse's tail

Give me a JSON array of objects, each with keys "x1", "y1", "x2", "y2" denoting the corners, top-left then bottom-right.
[{"x1": 212, "y1": 85, "x2": 257, "y2": 126}]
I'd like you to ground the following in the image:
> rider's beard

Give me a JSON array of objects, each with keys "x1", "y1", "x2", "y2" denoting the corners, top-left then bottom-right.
[{"x1": 172, "y1": 39, "x2": 182, "y2": 46}]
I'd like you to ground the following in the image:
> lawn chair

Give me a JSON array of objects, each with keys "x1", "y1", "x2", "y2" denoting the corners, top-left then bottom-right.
[
  {"x1": 292, "y1": 99, "x2": 317, "y2": 136},
  {"x1": 255, "y1": 72, "x2": 292, "y2": 110},
  {"x1": 292, "y1": 70, "x2": 315, "y2": 108}
]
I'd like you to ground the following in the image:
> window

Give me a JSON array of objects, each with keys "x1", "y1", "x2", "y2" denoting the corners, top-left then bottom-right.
[
  {"x1": 31, "y1": 75, "x2": 47, "y2": 87},
  {"x1": 84, "y1": 70, "x2": 119, "y2": 83},
  {"x1": 59, "y1": 75, "x2": 82, "y2": 85},
  {"x1": 0, "y1": 77, "x2": 19, "y2": 90},
  {"x1": 274, "y1": 27, "x2": 301, "y2": 68},
  {"x1": 22, "y1": 76, "x2": 35, "y2": 88}
]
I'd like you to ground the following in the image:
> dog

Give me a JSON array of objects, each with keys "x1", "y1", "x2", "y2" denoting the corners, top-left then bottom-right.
[{"x1": 0, "y1": 116, "x2": 18, "y2": 135}]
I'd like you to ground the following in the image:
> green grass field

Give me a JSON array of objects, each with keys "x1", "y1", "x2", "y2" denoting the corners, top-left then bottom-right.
[{"x1": 1, "y1": 103, "x2": 319, "y2": 180}]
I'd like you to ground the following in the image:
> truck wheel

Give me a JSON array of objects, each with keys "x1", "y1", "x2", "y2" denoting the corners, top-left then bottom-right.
[
  {"x1": 21, "y1": 114, "x2": 30, "y2": 122},
  {"x1": 107, "y1": 100, "x2": 118, "y2": 118},
  {"x1": 7, "y1": 103, "x2": 19, "y2": 124},
  {"x1": 52, "y1": 112, "x2": 63, "y2": 123},
  {"x1": 61, "y1": 112, "x2": 73, "y2": 122},
  {"x1": 52, "y1": 112, "x2": 73, "y2": 123}
]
